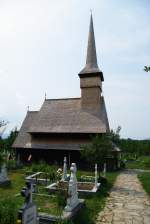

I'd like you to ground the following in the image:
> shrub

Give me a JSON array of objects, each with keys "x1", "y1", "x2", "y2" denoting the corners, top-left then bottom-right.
[
  {"x1": 29, "y1": 161, "x2": 58, "y2": 181},
  {"x1": 6, "y1": 160, "x2": 16, "y2": 170},
  {"x1": 0, "y1": 198, "x2": 17, "y2": 224},
  {"x1": 0, "y1": 153, "x2": 4, "y2": 167},
  {"x1": 56, "y1": 190, "x2": 66, "y2": 208},
  {"x1": 142, "y1": 158, "x2": 150, "y2": 168}
]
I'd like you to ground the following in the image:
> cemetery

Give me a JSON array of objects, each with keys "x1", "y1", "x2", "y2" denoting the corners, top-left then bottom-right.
[
  {"x1": 46, "y1": 161, "x2": 101, "y2": 195},
  {"x1": 0, "y1": 155, "x2": 118, "y2": 224}
]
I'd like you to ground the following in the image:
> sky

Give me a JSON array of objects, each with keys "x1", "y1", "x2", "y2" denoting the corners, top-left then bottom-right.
[{"x1": 0, "y1": 0, "x2": 150, "y2": 139}]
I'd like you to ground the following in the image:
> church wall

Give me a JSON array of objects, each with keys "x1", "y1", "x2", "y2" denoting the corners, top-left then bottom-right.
[
  {"x1": 81, "y1": 87, "x2": 101, "y2": 107},
  {"x1": 80, "y1": 76, "x2": 101, "y2": 88},
  {"x1": 31, "y1": 133, "x2": 91, "y2": 145}
]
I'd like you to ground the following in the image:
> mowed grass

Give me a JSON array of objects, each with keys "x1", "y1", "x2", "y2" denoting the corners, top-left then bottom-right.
[
  {"x1": 138, "y1": 172, "x2": 150, "y2": 196},
  {"x1": 0, "y1": 169, "x2": 119, "y2": 224},
  {"x1": 126, "y1": 156, "x2": 150, "y2": 170},
  {"x1": 0, "y1": 169, "x2": 64, "y2": 216}
]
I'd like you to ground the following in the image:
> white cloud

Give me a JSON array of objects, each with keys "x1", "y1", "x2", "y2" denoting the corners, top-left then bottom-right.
[{"x1": 0, "y1": 0, "x2": 150, "y2": 139}]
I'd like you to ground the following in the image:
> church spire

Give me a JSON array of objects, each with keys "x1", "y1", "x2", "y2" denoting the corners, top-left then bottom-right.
[{"x1": 79, "y1": 13, "x2": 104, "y2": 81}]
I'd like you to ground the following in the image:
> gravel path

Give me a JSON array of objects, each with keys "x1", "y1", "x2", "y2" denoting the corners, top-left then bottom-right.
[{"x1": 96, "y1": 170, "x2": 150, "y2": 224}]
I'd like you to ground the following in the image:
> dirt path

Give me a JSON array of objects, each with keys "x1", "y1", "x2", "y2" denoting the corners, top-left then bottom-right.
[{"x1": 96, "y1": 170, "x2": 150, "y2": 224}]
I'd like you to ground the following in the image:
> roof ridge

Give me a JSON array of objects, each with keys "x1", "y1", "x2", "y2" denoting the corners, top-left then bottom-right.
[
  {"x1": 28, "y1": 111, "x2": 39, "y2": 113},
  {"x1": 45, "y1": 97, "x2": 81, "y2": 101}
]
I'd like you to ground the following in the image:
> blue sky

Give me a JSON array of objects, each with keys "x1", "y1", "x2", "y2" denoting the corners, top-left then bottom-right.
[{"x1": 0, "y1": 0, "x2": 150, "y2": 139}]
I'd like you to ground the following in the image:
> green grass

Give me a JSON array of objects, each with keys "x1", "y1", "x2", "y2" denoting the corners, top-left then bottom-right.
[
  {"x1": 73, "y1": 172, "x2": 119, "y2": 224},
  {"x1": 0, "y1": 168, "x2": 119, "y2": 224},
  {"x1": 126, "y1": 156, "x2": 150, "y2": 170},
  {"x1": 138, "y1": 172, "x2": 150, "y2": 196}
]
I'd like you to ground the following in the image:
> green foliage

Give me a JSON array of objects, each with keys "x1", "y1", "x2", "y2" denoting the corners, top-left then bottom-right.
[
  {"x1": 125, "y1": 156, "x2": 150, "y2": 170},
  {"x1": 0, "y1": 154, "x2": 4, "y2": 166},
  {"x1": 0, "y1": 198, "x2": 18, "y2": 224},
  {"x1": 119, "y1": 139, "x2": 150, "y2": 156},
  {"x1": 55, "y1": 190, "x2": 66, "y2": 208},
  {"x1": 143, "y1": 158, "x2": 150, "y2": 168},
  {"x1": 138, "y1": 172, "x2": 150, "y2": 196},
  {"x1": 0, "y1": 129, "x2": 18, "y2": 155},
  {"x1": 81, "y1": 133, "x2": 114, "y2": 166},
  {"x1": 6, "y1": 159, "x2": 17, "y2": 170},
  {"x1": 144, "y1": 66, "x2": 150, "y2": 72},
  {"x1": 0, "y1": 168, "x2": 119, "y2": 224},
  {"x1": 73, "y1": 172, "x2": 119, "y2": 224},
  {"x1": 30, "y1": 161, "x2": 56, "y2": 172},
  {"x1": 27, "y1": 161, "x2": 58, "y2": 180}
]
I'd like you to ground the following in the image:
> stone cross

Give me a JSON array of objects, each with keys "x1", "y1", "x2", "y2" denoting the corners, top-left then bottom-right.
[
  {"x1": 95, "y1": 163, "x2": 98, "y2": 188},
  {"x1": 18, "y1": 181, "x2": 38, "y2": 224},
  {"x1": 103, "y1": 163, "x2": 106, "y2": 177},
  {"x1": 61, "y1": 157, "x2": 67, "y2": 181},
  {"x1": 16, "y1": 154, "x2": 21, "y2": 167},
  {"x1": 21, "y1": 181, "x2": 36, "y2": 206},
  {"x1": 65, "y1": 163, "x2": 79, "y2": 212},
  {"x1": 0, "y1": 164, "x2": 8, "y2": 182}
]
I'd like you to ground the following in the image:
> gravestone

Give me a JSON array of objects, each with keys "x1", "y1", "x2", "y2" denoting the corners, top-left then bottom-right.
[
  {"x1": 61, "y1": 157, "x2": 67, "y2": 181},
  {"x1": 18, "y1": 181, "x2": 38, "y2": 224},
  {"x1": 0, "y1": 164, "x2": 7, "y2": 181},
  {"x1": 16, "y1": 153, "x2": 21, "y2": 167},
  {"x1": 94, "y1": 163, "x2": 98, "y2": 188},
  {"x1": 0, "y1": 164, "x2": 10, "y2": 185},
  {"x1": 65, "y1": 163, "x2": 79, "y2": 212},
  {"x1": 103, "y1": 163, "x2": 106, "y2": 177}
]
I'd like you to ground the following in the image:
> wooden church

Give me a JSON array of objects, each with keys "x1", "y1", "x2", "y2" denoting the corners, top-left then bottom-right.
[{"x1": 12, "y1": 15, "x2": 110, "y2": 167}]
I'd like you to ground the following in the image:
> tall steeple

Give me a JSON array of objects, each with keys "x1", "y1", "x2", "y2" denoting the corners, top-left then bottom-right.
[
  {"x1": 79, "y1": 14, "x2": 104, "y2": 108},
  {"x1": 79, "y1": 14, "x2": 104, "y2": 81}
]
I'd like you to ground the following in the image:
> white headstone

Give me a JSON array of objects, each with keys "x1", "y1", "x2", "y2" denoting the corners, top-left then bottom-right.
[
  {"x1": 103, "y1": 163, "x2": 106, "y2": 177},
  {"x1": 65, "y1": 163, "x2": 79, "y2": 212},
  {"x1": 95, "y1": 163, "x2": 98, "y2": 188},
  {"x1": 0, "y1": 164, "x2": 8, "y2": 182},
  {"x1": 61, "y1": 157, "x2": 67, "y2": 181}
]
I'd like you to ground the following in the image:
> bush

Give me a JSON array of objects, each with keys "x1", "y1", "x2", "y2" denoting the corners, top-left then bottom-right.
[
  {"x1": 142, "y1": 158, "x2": 150, "y2": 168},
  {"x1": 0, "y1": 154, "x2": 4, "y2": 167},
  {"x1": 56, "y1": 190, "x2": 66, "y2": 208},
  {"x1": 0, "y1": 198, "x2": 17, "y2": 224},
  {"x1": 6, "y1": 160, "x2": 16, "y2": 170},
  {"x1": 29, "y1": 161, "x2": 58, "y2": 181}
]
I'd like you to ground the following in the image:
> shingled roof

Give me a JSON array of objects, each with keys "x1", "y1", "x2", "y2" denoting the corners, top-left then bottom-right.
[
  {"x1": 12, "y1": 111, "x2": 37, "y2": 148},
  {"x1": 29, "y1": 97, "x2": 109, "y2": 133},
  {"x1": 12, "y1": 97, "x2": 109, "y2": 148}
]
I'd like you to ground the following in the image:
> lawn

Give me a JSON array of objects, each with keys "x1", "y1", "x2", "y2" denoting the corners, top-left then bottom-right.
[
  {"x1": 138, "y1": 172, "x2": 150, "y2": 196},
  {"x1": 0, "y1": 168, "x2": 119, "y2": 224},
  {"x1": 125, "y1": 156, "x2": 150, "y2": 170}
]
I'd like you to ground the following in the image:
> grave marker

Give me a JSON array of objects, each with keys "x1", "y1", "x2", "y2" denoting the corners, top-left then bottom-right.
[
  {"x1": 61, "y1": 157, "x2": 67, "y2": 181},
  {"x1": 0, "y1": 163, "x2": 10, "y2": 185},
  {"x1": 18, "y1": 181, "x2": 38, "y2": 224},
  {"x1": 95, "y1": 163, "x2": 98, "y2": 188},
  {"x1": 103, "y1": 163, "x2": 106, "y2": 177},
  {"x1": 65, "y1": 163, "x2": 79, "y2": 212}
]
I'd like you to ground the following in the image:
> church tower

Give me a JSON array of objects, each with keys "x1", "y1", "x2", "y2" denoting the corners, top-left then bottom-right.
[{"x1": 79, "y1": 14, "x2": 104, "y2": 108}]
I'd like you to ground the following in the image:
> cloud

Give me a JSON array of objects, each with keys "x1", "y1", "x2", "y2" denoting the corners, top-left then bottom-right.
[{"x1": 0, "y1": 0, "x2": 150, "y2": 139}]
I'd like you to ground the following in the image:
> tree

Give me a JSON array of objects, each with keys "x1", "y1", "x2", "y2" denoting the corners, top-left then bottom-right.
[
  {"x1": 5, "y1": 129, "x2": 18, "y2": 152},
  {"x1": 81, "y1": 132, "x2": 114, "y2": 168},
  {"x1": 0, "y1": 120, "x2": 8, "y2": 138},
  {"x1": 144, "y1": 66, "x2": 150, "y2": 72}
]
